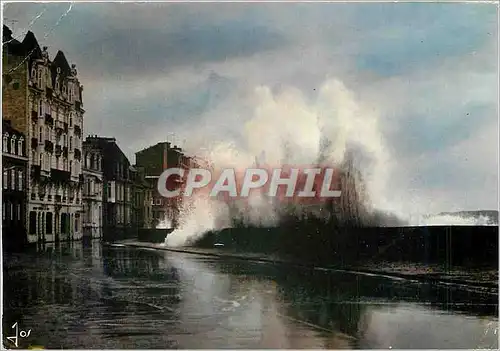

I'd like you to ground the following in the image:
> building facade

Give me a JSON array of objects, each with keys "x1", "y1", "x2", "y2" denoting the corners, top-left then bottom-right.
[
  {"x1": 2, "y1": 120, "x2": 29, "y2": 249},
  {"x1": 135, "y1": 142, "x2": 189, "y2": 229},
  {"x1": 133, "y1": 165, "x2": 154, "y2": 230},
  {"x1": 3, "y1": 26, "x2": 84, "y2": 244},
  {"x1": 84, "y1": 136, "x2": 135, "y2": 241},
  {"x1": 82, "y1": 143, "x2": 104, "y2": 239}
]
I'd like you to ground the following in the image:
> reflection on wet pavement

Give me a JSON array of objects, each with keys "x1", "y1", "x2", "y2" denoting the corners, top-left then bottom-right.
[{"x1": 3, "y1": 241, "x2": 498, "y2": 349}]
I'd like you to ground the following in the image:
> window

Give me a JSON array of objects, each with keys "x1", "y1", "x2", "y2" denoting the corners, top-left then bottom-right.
[
  {"x1": 46, "y1": 212, "x2": 53, "y2": 234},
  {"x1": 69, "y1": 161, "x2": 72, "y2": 174},
  {"x1": 18, "y1": 137, "x2": 24, "y2": 156},
  {"x1": 10, "y1": 136, "x2": 16, "y2": 154},
  {"x1": 12, "y1": 81, "x2": 20, "y2": 90},
  {"x1": 38, "y1": 68, "x2": 43, "y2": 87},
  {"x1": 39, "y1": 127, "x2": 43, "y2": 142},
  {"x1": 107, "y1": 184, "x2": 111, "y2": 198},
  {"x1": 45, "y1": 126, "x2": 50, "y2": 141},
  {"x1": 3, "y1": 170, "x2": 7, "y2": 189},
  {"x1": 39, "y1": 153, "x2": 43, "y2": 167},
  {"x1": 29, "y1": 211, "x2": 36, "y2": 235},
  {"x1": 11, "y1": 169, "x2": 15, "y2": 189},
  {"x1": 63, "y1": 135, "x2": 66, "y2": 147},
  {"x1": 69, "y1": 137, "x2": 72, "y2": 149},
  {"x1": 31, "y1": 66, "x2": 37, "y2": 81},
  {"x1": 10, "y1": 203, "x2": 14, "y2": 220},
  {"x1": 3, "y1": 133, "x2": 9, "y2": 152},
  {"x1": 17, "y1": 204, "x2": 21, "y2": 221},
  {"x1": 39, "y1": 100, "x2": 43, "y2": 116},
  {"x1": 46, "y1": 154, "x2": 51, "y2": 170},
  {"x1": 18, "y1": 171, "x2": 23, "y2": 191},
  {"x1": 2, "y1": 201, "x2": 5, "y2": 220},
  {"x1": 69, "y1": 114, "x2": 73, "y2": 127}
]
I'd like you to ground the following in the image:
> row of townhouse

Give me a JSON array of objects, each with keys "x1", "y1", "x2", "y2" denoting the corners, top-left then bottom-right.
[{"x1": 2, "y1": 25, "x2": 200, "y2": 249}]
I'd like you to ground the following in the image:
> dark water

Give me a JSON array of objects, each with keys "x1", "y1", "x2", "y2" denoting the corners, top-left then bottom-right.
[{"x1": 2, "y1": 241, "x2": 498, "y2": 349}]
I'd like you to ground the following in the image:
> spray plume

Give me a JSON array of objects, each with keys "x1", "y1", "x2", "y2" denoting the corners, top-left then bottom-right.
[{"x1": 162, "y1": 78, "x2": 402, "y2": 247}]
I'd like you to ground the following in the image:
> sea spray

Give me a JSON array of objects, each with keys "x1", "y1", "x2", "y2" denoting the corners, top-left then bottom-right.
[
  {"x1": 164, "y1": 195, "x2": 231, "y2": 247},
  {"x1": 156, "y1": 218, "x2": 173, "y2": 229},
  {"x1": 164, "y1": 78, "x2": 399, "y2": 247}
]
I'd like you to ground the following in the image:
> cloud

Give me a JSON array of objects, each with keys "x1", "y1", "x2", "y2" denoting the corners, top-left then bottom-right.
[{"x1": 3, "y1": 2, "x2": 498, "y2": 215}]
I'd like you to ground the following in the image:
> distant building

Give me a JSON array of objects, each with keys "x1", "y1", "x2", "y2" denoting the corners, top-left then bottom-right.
[
  {"x1": 82, "y1": 142, "x2": 104, "y2": 239},
  {"x1": 2, "y1": 120, "x2": 29, "y2": 249},
  {"x1": 3, "y1": 25, "x2": 85, "y2": 244},
  {"x1": 83, "y1": 136, "x2": 135, "y2": 241},
  {"x1": 135, "y1": 142, "x2": 188, "y2": 228}
]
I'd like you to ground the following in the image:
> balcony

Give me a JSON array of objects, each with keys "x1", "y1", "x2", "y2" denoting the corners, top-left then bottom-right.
[
  {"x1": 63, "y1": 147, "x2": 68, "y2": 158},
  {"x1": 55, "y1": 145, "x2": 62, "y2": 156},
  {"x1": 74, "y1": 125, "x2": 82, "y2": 136},
  {"x1": 31, "y1": 110, "x2": 38, "y2": 122},
  {"x1": 31, "y1": 137, "x2": 38, "y2": 150},
  {"x1": 44, "y1": 140, "x2": 54, "y2": 153},
  {"x1": 44, "y1": 113, "x2": 54, "y2": 126},
  {"x1": 50, "y1": 168, "x2": 71, "y2": 183},
  {"x1": 74, "y1": 148, "x2": 81, "y2": 160}
]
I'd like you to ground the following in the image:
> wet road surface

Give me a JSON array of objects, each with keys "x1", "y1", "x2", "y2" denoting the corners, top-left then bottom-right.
[{"x1": 3, "y1": 241, "x2": 498, "y2": 349}]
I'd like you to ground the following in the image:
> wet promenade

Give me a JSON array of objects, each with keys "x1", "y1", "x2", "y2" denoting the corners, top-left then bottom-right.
[{"x1": 2, "y1": 241, "x2": 498, "y2": 349}]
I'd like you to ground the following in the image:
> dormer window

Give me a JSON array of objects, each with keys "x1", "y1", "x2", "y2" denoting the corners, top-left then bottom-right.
[
  {"x1": 31, "y1": 66, "x2": 37, "y2": 81},
  {"x1": 18, "y1": 137, "x2": 24, "y2": 156},
  {"x1": 11, "y1": 135, "x2": 16, "y2": 154},
  {"x1": 3, "y1": 133, "x2": 8, "y2": 152}
]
